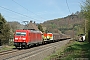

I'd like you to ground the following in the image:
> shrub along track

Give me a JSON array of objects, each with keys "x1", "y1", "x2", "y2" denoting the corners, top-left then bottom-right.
[{"x1": 0, "y1": 39, "x2": 70, "y2": 60}]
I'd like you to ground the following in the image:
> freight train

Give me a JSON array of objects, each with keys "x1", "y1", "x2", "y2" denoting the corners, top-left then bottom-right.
[
  {"x1": 42, "y1": 33, "x2": 70, "y2": 42},
  {"x1": 14, "y1": 29, "x2": 70, "y2": 48}
]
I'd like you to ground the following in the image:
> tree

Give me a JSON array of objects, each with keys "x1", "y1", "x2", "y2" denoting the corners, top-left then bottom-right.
[
  {"x1": 75, "y1": 11, "x2": 80, "y2": 15},
  {"x1": 81, "y1": 0, "x2": 90, "y2": 42},
  {"x1": 0, "y1": 13, "x2": 11, "y2": 45},
  {"x1": 38, "y1": 24, "x2": 44, "y2": 32}
]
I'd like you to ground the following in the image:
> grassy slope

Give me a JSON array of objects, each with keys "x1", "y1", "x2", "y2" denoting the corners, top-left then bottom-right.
[
  {"x1": 0, "y1": 45, "x2": 15, "y2": 52},
  {"x1": 44, "y1": 40, "x2": 90, "y2": 60}
]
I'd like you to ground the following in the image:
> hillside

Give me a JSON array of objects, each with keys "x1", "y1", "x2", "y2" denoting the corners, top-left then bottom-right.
[
  {"x1": 8, "y1": 11, "x2": 85, "y2": 38},
  {"x1": 8, "y1": 21, "x2": 24, "y2": 32},
  {"x1": 41, "y1": 11, "x2": 85, "y2": 38},
  {"x1": 8, "y1": 21, "x2": 39, "y2": 33}
]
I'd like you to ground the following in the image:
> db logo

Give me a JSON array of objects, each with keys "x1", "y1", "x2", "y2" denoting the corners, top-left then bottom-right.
[{"x1": 19, "y1": 37, "x2": 22, "y2": 40}]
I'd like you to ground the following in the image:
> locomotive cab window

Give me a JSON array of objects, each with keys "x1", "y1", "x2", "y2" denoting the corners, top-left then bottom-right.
[{"x1": 16, "y1": 32, "x2": 26, "y2": 36}]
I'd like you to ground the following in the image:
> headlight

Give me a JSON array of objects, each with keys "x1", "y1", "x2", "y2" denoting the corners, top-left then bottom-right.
[
  {"x1": 15, "y1": 38, "x2": 18, "y2": 40},
  {"x1": 22, "y1": 38, "x2": 26, "y2": 40}
]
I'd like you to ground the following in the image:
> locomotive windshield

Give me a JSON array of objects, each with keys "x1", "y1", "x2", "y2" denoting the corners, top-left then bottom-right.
[{"x1": 16, "y1": 32, "x2": 26, "y2": 36}]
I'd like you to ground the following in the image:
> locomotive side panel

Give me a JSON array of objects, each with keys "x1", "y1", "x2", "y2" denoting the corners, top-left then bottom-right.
[{"x1": 14, "y1": 30, "x2": 43, "y2": 48}]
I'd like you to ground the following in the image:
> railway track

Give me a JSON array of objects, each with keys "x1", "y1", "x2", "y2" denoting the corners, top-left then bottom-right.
[
  {"x1": 0, "y1": 49, "x2": 18, "y2": 55},
  {"x1": 4, "y1": 45, "x2": 54, "y2": 60},
  {"x1": 0, "y1": 39, "x2": 70, "y2": 60}
]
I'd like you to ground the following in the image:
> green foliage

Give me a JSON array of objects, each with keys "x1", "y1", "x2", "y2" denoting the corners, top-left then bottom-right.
[
  {"x1": 81, "y1": 0, "x2": 90, "y2": 42},
  {"x1": 0, "y1": 45, "x2": 15, "y2": 52},
  {"x1": 47, "y1": 41, "x2": 90, "y2": 60},
  {"x1": 38, "y1": 24, "x2": 44, "y2": 32},
  {"x1": 50, "y1": 22, "x2": 56, "y2": 29},
  {"x1": 0, "y1": 13, "x2": 11, "y2": 45},
  {"x1": 59, "y1": 28, "x2": 73, "y2": 33},
  {"x1": 61, "y1": 41, "x2": 90, "y2": 60}
]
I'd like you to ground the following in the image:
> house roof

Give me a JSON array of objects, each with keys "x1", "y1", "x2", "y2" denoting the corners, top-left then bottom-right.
[{"x1": 24, "y1": 21, "x2": 39, "y2": 31}]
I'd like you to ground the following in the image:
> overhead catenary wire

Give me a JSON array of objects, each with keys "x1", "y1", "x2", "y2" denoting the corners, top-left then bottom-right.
[
  {"x1": 11, "y1": 0, "x2": 28, "y2": 11},
  {"x1": 66, "y1": 0, "x2": 71, "y2": 14},
  {"x1": 66, "y1": 0, "x2": 75, "y2": 39},
  {"x1": 3, "y1": 15, "x2": 22, "y2": 22},
  {"x1": 11, "y1": 0, "x2": 46, "y2": 20},
  {"x1": 0, "y1": 6, "x2": 38, "y2": 21}
]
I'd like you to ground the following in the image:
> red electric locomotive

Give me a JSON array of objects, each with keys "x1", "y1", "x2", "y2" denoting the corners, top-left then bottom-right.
[{"x1": 14, "y1": 29, "x2": 43, "y2": 48}]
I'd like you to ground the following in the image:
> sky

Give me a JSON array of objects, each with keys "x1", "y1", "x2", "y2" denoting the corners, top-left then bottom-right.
[{"x1": 0, "y1": 0, "x2": 85, "y2": 23}]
